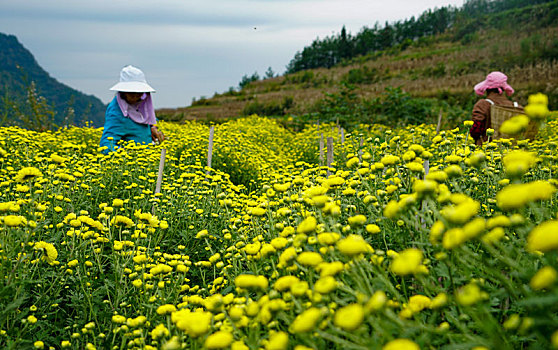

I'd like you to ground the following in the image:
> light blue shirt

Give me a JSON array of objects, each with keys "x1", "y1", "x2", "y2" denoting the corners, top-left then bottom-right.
[{"x1": 99, "y1": 96, "x2": 152, "y2": 154}]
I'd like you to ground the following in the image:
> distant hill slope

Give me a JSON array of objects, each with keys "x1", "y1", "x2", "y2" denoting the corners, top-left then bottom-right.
[
  {"x1": 158, "y1": 0, "x2": 558, "y2": 127},
  {"x1": 0, "y1": 33, "x2": 106, "y2": 127}
]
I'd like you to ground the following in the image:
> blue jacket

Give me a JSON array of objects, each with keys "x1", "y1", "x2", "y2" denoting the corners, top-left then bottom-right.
[{"x1": 99, "y1": 96, "x2": 152, "y2": 153}]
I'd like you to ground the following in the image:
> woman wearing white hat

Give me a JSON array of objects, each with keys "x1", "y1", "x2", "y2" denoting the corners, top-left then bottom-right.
[{"x1": 99, "y1": 65, "x2": 165, "y2": 153}]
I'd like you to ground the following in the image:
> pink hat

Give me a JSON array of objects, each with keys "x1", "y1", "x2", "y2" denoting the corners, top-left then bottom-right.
[{"x1": 474, "y1": 71, "x2": 514, "y2": 96}]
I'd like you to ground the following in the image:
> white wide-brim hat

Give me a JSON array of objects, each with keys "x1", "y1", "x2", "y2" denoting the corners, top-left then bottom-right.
[{"x1": 109, "y1": 65, "x2": 155, "y2": 92}]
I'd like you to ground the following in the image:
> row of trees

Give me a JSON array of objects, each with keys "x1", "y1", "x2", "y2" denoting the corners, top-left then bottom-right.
[{"x1": 285, "y1": 0, "x2": 556, "y2": 74}]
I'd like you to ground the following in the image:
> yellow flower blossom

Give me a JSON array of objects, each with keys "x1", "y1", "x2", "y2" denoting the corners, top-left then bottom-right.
[
  {"x1": 205, "y1": 331, "x2": 234, "y2": 349},
  {"x1": 440, "y1": 198, "x2": 479, "y2": 225},
  {"x1": 455, "y1": 283, "x2": 488, "y2": 306},
  {"x1": 313, "y1": 276, "x2": 337, "y2": 294},
  {"x1": 317, "y1": 232, "x2": 341, "y2": 245},
  {"x1": 156, "y1": 304, "x2": 177, "y2": 315},
  {"x1": 151, "y1": 324, "x2": 169, "y2": 339},
  {"x1": 296, "y1": 251, "x2": 323, "y2": 266},
  {"x1": 34, "y1": 241, "x2": 58, "y2": 264},
  {"x1": 265, "y1": 331, "x2": 289, "y2": 350},
  {"x1": 14, "y1": 167, "x2": 43, "y2": 182},
  {"x1": 503, "y1": 151, "x2": 538, "y2": 178},
  {"x1": 527, "y1": 220, "x2": 558, "y2": 252},
  {"x1": 382, "y1": 339, "x2": 419, "y2": 350},
  {"x1": 2, "y1": 215, "x2": 27, "y2": 227},
  {"x1": 430, "y1": 293, "x2": 448, "y2": 309},
  {"x1": 173, "y1": 309, "x2": 212, "y2": 337},
  {"x1": 408, "y1": 295, "x2": 431, "y2": 313},
  {"x1": 334, "y1": 303, "x2": 364, "y2": 331},
  {"x1": 336, "y1": 234, "x2": 371, "y2": 256},
  {"x1": 530, "y1": 266, "x2": 557, "y2": 290},
  {"x1": 390, "y1": 248, "x2": 425, "y2": 276},
  {"x1": 297, "y1": 216, "x2": 317, "y2": 234},
  {"x1": 289, "y1": 307, "x2": 323, "y2": 333},
  {"x1": 365, "y1": 290, "x2": 387, "y2": 312},
  {"x1": 348, "y1": 214, "x2": 367, "y2": 226},
  {"x1": 316, "y1": 261, "x2": 344, "y2": 277},
  {"x1": 235, "y1": 274, "x2": 268, "y2": 290},
  {"x1": 496, "y1": 181, "x2": 555, "y2": 211}
]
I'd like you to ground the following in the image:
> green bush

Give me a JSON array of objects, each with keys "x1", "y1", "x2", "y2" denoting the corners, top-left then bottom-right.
[
  {"x1": 342, "y1": 66, "x2": 380, "y2": 84},
  {"x1": 242, "y1": 96, "x2": 294, "y2": 117}
]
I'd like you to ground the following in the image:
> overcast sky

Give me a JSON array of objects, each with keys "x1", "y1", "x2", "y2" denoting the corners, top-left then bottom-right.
[{"x1": 0, "y1": 0, "x2": 464, "y2": 109}]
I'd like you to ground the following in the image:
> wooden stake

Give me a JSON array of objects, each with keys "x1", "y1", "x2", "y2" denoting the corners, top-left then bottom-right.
[
  {"x1": 155, "y1": 148, "x2": 166, "y2": 194},
  {"x1": 153, "y1": 148, "x2": 166, "y2": 215},
  {"x1": 326, "y1": 137, "x2": 333, "y2": 177},
  {"x1": 319, "y1": 133, "x2": 324, "y2": 166},
  {"x1": 358, "y1": 137, "x2": 364, "y2": 162},
  {"x1": 436, "y1": 110, "x2": 443, "y2": 134},
  {"x1": 207, "y1": 125, "x2": 215, "y2": 173}
]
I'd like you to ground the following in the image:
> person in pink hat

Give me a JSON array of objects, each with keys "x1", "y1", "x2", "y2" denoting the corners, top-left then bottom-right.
[
  {"x1": 99, "y1": 65, "x2": 165, "y2": 154},
  {"x1": 469, "y1": 71, "x2": 522, "y2": 146}
]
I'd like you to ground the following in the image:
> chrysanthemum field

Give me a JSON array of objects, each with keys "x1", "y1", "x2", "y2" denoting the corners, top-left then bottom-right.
[{"x1": 1, "y1": 95, "x2": 557, "y2": 350}]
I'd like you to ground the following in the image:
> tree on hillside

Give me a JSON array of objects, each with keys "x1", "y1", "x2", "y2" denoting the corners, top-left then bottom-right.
[
  {"x1": 264, "y1": 67, "x2": 276, "y2": 79},
  {"x1": 239, "y1": 72, "x2": 260, "y2": 89},
  {"x1": 284, "y1": 0, "x2": 556, "y2": 75}
]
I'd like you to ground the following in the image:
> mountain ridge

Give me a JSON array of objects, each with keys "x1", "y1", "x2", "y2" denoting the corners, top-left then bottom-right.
[{"x1": 0, "y1": 32, "x2": 106, "y2": 128}]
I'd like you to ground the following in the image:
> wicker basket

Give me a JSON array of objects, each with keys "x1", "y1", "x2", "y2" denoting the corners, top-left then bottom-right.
[{"x1": 489, "y1": 105, "x2": 538, "y2": 140}]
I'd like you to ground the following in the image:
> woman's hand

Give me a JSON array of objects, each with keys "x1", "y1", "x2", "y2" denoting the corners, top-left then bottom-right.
[{"x1": 151, "y1": 126, "x2": 165, "y2": 144}]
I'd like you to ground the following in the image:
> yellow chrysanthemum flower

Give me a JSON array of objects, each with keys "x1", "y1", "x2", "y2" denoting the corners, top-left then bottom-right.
[
  {"x1": 530, "y1": 266, "x2": 557, "y2": 291},
  {"x1": 382, "y1": 339, "x2": 419, "y2": 350},
  {"x1": 297, "y1": 216, "x2": 317, "y2": 234},
  {"x1": 313, "y1": 276, "x2": 337, "y2": 294},
  {"x1": 205, "y1": 331, "x2": 234, "y2": 349},
  {"x1": 296, "y1": 251, "x2": 323, "y2": 266},
  {"x1": 2, "y1": 215, "x2": 27, "y2": 227},
  {"x1": 336, "y1": 234, "x2": 371, "y2": 256},
  {"x1": 14, "y1": 167, "x2": 43, "y2": 182},
  {"x1": 34, "y1": 241, "x2": 58, "y2": 264},
  {"x1": 334, "y1": 303, "x2": 364, "y2": 331},
  {"x1": 390, "y1": 248, "x2": 425, "y2": 276},
  {"x1": 150, "y1": 324, "x2": 169, "y2": 339},
  {"x1": 289, "y1": 307, "x2": 323, "y2": 333},
  {"x1": 455, "y1": 283, "x2": 488, "y2": 306},
  {"x1": 527, "y1": 220, "x2": 558, "y2": 253},
  {"x1": 265, "y1": 331, "x2": 288, "y2": 350},
  {"x1": 234, "y1": 274, "x2": 268, "y2": 290}
]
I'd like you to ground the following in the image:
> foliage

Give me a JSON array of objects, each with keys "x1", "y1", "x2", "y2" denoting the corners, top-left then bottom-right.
[
  {"x1": 242, "y1": 96, "x2": 294, "y2": 118},
  {"x1": 0, "y1": 97, "x2": 558, "y2": 349},
  {"x1": 341, "y1": 66, "x2": 381, "y2": 85},
  {"x1": 0, "y1": 81, "x2": 73, "y2": 131},
  {"x1": 310, "y1": 85, "x2": 469, "y2": 130}
]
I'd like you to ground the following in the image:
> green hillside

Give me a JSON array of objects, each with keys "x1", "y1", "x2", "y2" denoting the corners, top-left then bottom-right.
[
  {"x1": 158, "y1": 0, "x2": 558, "y2": 129},
  {"x1": 0, "y1": 33, "x2": 107, "y2": 128}
]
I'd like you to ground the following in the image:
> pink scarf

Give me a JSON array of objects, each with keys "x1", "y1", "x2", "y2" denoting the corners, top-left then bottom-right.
[{"x1": 116, "y1": 92, "x2": 157, "y2": 125}]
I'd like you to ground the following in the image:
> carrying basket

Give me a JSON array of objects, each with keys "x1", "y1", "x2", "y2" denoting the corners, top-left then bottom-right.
[{"x1": 489, "y1": 104, "x2": 538, "y2": 140}]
